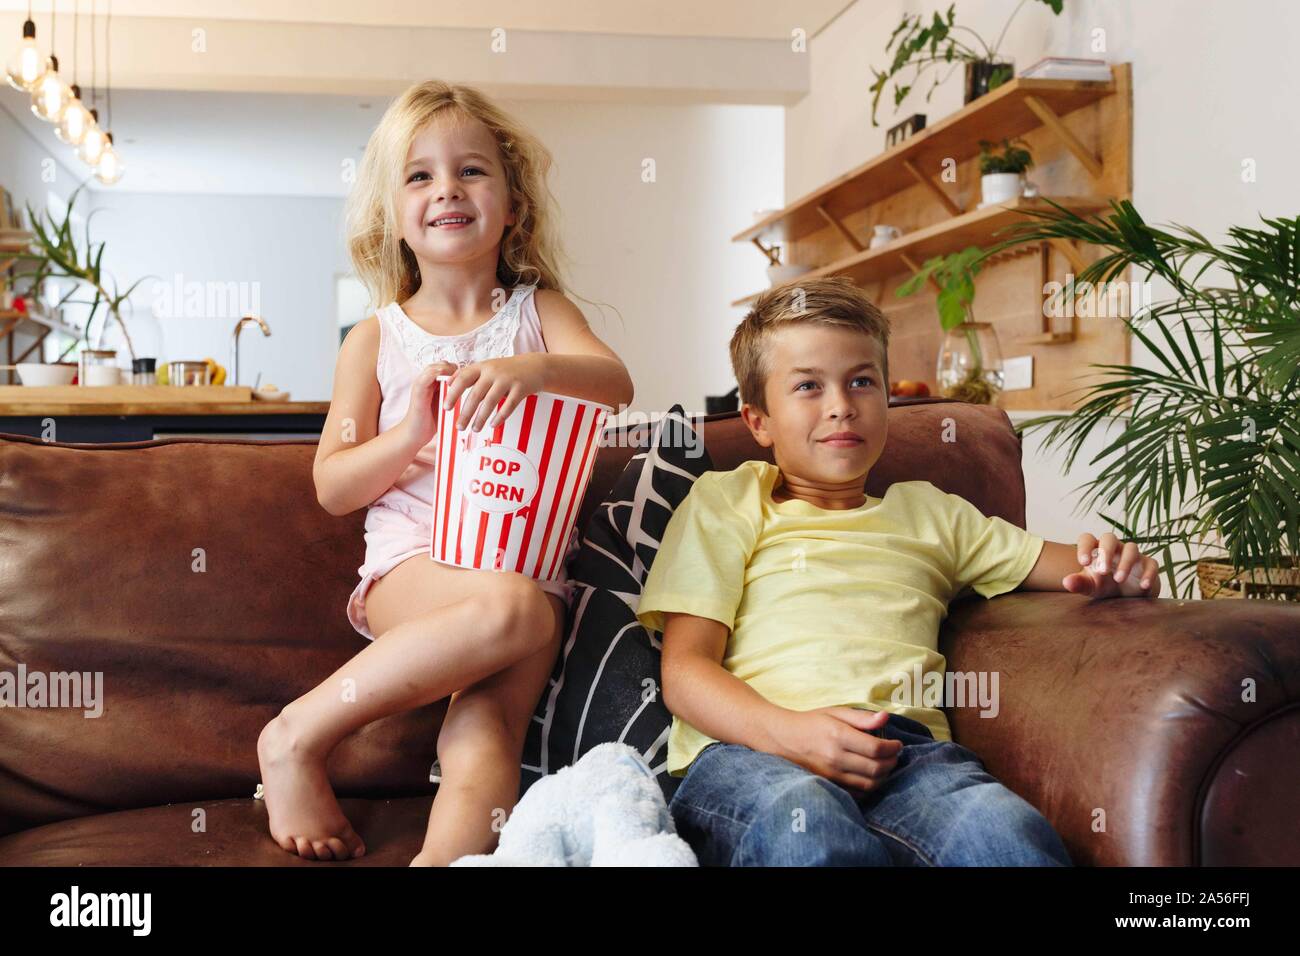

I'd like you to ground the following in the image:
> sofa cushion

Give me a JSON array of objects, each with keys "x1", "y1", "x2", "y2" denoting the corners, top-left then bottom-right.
[
  {"x1": 0, "y1": 433, "x2": 443, "y2": 838},
  {"x1": 521, "y1": 407, "x2": 712, "y2": 801},
  {"x1": 0, "y1": 795, "x2": 431, "y2": 866}
]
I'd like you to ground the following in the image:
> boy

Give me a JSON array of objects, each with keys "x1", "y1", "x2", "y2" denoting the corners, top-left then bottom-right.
[{"x1": 636, "y1": 277, "x2": 1160, "y2": 867}]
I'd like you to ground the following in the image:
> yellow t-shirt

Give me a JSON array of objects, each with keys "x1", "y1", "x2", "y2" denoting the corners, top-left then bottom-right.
[{"x1": 636, "y1": 460, "x2": 1044, "y2": 776}]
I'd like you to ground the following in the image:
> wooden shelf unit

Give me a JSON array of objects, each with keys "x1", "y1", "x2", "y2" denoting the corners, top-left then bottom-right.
[
  {"x1": 736, "y1": 73, "x2": 1117, "y2": 248},
  {"x1": 731, "y1": 196, "x2": 1110, "y2": 307},
  {"x1": 733, "y1": 64, "x2": 1133, "y2": 410},
  {"x1": 0, "y1": 236, "x2": 89, "y2": 382}
]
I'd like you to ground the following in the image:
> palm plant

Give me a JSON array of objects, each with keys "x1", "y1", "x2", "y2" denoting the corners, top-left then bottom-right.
[
  {"x1": 989, "y1": 199, "x2": 1300, "y2": 599},
  {"x1": 12, "y1": 181, "x2": 147, "y2": 361}
]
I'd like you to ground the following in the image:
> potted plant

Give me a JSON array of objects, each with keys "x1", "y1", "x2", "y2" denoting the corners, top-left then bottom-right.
[
  {"x1": 989, "y1": 199, "x2": 1300, "y2": 600},
  {"x1": 11, "y1": 180, "x2": 149, "y2": 366},
  {"x1": 869, "y1": 0, "x2": 1065, "y2": 127},
  {"x1": 895, "y1": 244, "x2": 1005, "y2": 404},
  {"x1": 979, "y1": 138, "x2": 1033, "y2": 206}
]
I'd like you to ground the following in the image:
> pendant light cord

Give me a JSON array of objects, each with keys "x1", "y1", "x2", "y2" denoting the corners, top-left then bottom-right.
[
  {"x1": 88, "y1": 0, "x2": 95, "y2": 110},
  {"x1": 71, "y1": 0, "x2": 79, "y2": 85},
  {"x1": 105, "y1": 0, "x2": 111, "y2": 130}
]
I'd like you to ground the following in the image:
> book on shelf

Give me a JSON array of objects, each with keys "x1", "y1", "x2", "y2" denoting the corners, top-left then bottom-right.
[{"x1": 1020, "y1": 57, "x2": 1112, "y2": 81}]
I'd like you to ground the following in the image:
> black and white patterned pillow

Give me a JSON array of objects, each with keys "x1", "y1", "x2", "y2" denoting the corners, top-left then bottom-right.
[{"x1": 520, "y1": 405, "x2": 714, "y2": 801}]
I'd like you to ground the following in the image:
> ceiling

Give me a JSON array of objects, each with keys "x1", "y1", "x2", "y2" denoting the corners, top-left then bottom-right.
[{"x1": 0, "y1": 1, "x2": 854, "y2": 41}]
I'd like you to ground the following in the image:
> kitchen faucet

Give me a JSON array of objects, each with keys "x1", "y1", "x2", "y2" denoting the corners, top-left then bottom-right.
[{"x1": 230, "y1": 315, "x2": 271, "y2": 387}]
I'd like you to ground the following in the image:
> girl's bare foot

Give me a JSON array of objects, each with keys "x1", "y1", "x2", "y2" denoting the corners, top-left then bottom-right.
[{"x1": 256, "y1": 712, "x2": 366, "y2": 861}]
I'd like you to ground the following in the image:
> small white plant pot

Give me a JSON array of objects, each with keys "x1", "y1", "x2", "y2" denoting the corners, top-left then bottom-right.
[{"x1": 980, "y1": 172, "x2": 1023, "y2": 207}]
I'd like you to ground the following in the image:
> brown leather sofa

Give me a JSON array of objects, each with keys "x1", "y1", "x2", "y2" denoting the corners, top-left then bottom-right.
[{"x1": 1, "y1": 400, "x2": 1297, "y2": 866}]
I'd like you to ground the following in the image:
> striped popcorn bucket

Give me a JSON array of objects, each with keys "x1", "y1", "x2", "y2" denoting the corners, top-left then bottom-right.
[{"x1": 431, "y1": 376, "x2": 611, "y2": 581}]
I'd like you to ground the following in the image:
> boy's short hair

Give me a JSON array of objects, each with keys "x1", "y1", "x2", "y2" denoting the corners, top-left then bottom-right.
[{"x1": 730, "y1": 276, "x2": 890, "y2": 412}]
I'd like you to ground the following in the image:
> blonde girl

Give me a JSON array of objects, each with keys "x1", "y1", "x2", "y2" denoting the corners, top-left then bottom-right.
[{"x1": 256, "y1": 80, "x2": 633, "y2": 866}]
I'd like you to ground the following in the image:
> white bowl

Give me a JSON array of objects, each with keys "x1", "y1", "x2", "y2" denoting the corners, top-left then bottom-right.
[
  {"x1": 766, "y1": 263, "x2": 813, "y2": 286},
  {"x1": 15, "y1": 363, "x2": 78, "y2": 386},
  {"x1": 251, "y1": 388, "x2": 290, "y2": 402}
]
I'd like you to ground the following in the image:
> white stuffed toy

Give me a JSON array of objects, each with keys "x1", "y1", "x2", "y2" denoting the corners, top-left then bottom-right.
[{"x1": 451, "y1": 742, "x2": 698, "y2": 867}]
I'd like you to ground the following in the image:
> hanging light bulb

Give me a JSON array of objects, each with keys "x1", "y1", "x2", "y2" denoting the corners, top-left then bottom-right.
[
  {"x1": 89, "y1": 0, "x2": 124, "y2": 182},
  {"x1": 54, "y1": 3, "x2": 89, "y2": 145},
  {"x1": 56, "y1": 84, "x2": 92, "y2": 145},
  {"x1": 30, "y1": 54, "x2": 71, "y2": 123},
  {"x1": 5, "y1": 17, "x2": 47, "y2": 91},
  {"x1": 78, "y1": 107, "x2": 106, "y2": 164},
  {"x1": 94, "y1": 131, "x2": 123, "y2": 184}
]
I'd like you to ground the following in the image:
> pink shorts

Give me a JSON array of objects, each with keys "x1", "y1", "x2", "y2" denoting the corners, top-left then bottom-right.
[{"x1": 347, "y1": 506, "x2": 577, "y2": 642}]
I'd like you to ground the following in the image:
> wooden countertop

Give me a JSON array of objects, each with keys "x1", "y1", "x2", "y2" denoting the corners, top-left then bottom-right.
[
  {"x1": 0, "y1": 403, "x2": 330, "y2": 416},
  {"x1": 0, "y1": 400, "x2": 330, "y2": 416},
  {"x1": 0, "y1": 386, "x2": 329, "y2": 416}
]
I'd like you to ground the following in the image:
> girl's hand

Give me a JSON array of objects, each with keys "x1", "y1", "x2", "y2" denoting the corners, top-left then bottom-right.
[
  {"x1": 399, "y1": 361, "x2": 459, "y2": 448},
  {"x1": 442, "y1": 354, "x2": 548, "y2": 433},
  {"x1": 1063, "y1": 532, "x2": 1162, "y2": 599}
]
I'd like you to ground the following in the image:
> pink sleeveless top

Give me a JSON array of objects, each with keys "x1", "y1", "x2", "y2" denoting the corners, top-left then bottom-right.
[
  {"x1": 370, "y1": 284, "x2": 546, "y2": 521},
  {"x1": 347, "y1": 284, "x2": 566, "y2": 641}
]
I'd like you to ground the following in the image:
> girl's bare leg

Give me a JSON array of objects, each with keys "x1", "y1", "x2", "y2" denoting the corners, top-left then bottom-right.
[
  {"x1": 410, "y1": 594, "x2": 564, "y2": 866},
  {"x1": 256, "y1": 558, "x2": 554, "y2": 861}
]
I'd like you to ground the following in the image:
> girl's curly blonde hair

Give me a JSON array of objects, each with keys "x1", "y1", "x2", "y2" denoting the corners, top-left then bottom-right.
[{"x1": 346, "y1": 80, "x2": 567, "y2": 307}]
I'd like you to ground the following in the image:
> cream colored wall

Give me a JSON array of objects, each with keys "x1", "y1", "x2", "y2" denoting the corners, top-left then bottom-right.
[
  {"x1": 513, "y1": 99, "x2": 784, "y2": 418},
  {"x1": 783, "y1": 0, "x2": 1300, "y2": 546}
]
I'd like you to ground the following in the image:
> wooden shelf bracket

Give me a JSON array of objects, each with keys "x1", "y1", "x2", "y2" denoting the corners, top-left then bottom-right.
[
  {"x1": 899, "y1": 252, "x2": 944, "y2": 295},
  {"x1": 1023, "y1": 94, "x2": 1104, "y2": 179},
  {"x1": 814, "y1": 205, "x2": 865, "y2": 253},
  {"x1": 901, "y1": 158, "x2": 963, "y2": 216},
  {"x1": 14, "y1": 326, "x2": 49, "y2": 363},
  {"x1": 1048, "y1": 236, "x2": 1087, "y2": 275},
  {"x1": 750, "y1": 236, "x2": 781, "y2": 266}
]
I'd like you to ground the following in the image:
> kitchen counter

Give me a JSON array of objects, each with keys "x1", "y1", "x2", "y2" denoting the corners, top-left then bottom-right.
[
  {"x1": 0, "y1": 391, "x2": 329, "y2": 442},
  {"x1": 0, "y1": 399, "x2": 328, "y2": 416}
]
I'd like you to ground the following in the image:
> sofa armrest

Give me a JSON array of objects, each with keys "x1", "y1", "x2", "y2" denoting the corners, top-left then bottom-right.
[{"x1": 938, "y1": 592, "x2": 1300, "y2": 866}]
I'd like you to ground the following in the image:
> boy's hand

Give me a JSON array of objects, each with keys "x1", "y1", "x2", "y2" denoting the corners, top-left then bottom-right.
[
  {"x1": 1063, "y1": 532, "x2": 1161, "y2": 598},
  {"x1": 442, "y1": 353, "x2": 549, "y2": 433},
  {"x1": 769, "y1": 706, "x2": 903, "y2": 794}
]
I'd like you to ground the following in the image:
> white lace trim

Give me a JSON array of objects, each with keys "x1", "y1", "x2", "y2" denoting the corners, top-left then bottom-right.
[{"x1": 388, "y1": 285, "x2": 533, "y2": 370}]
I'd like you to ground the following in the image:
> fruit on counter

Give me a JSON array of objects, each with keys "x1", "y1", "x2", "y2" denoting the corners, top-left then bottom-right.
[
  {"x1": 889, "y1": 380, "x2": 931, "y2": 397},
  {"x1": 202, "y1": 357, "x2": 227, "y2": 386},
  {"x1": 257, "y1": 382, "x2": 281, "y2": 394},
  {"x1": 156, "y1": 362, "x2": 227, "y2": 385}
]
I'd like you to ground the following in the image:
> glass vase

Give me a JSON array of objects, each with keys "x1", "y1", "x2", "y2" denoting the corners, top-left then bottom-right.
[{"x1": 936, "y1": 322, "x2": 1005, "y2": 404}]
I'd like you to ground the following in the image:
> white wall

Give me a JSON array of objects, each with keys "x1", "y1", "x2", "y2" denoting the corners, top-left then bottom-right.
[{"x1": 784, "y1": 0, "x2": 1300, "y2": 544}]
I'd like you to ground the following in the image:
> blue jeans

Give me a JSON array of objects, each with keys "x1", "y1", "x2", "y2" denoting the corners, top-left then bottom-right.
[{"x1": 669, "y1": 714, "x2": 1072, "y2": 866}]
